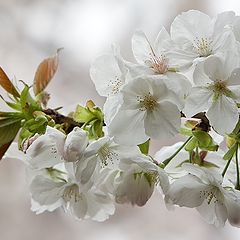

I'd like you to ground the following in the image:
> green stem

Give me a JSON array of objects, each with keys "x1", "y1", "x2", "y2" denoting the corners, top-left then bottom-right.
[
  {"x1": 235, "y1": 144, "x2": 240, "y2": 190},
  {"x1": 162, "y1": 136, "x2": 192, "y2": 167},
  {"x1": 222, "y1": 158, "x2": 232, "y2": 178}
]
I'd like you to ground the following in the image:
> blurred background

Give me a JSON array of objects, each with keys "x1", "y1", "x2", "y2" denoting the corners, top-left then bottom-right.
[{"x1": 0, "y1": 0, "x2": 240, "y2": 239}]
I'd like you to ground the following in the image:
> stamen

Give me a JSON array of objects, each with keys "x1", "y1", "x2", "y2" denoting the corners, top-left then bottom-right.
[
  {"x1": 107, "y1": 76, "x2": 123, "y2": 95},
  {"x1": 193, "y1": 37, "x2": 213, "y2": 57},
  {"x1": 98, "y1": 145, "x2": 119, "y2": 167},
  {"x1": 63, "y1": 184, "x2": 81, "y2": 203},
  {"x1": 199, "y1": 189, "x2": 219, "y2": 204},
  {"x1": 137, "y1": 92, "x2": 158, "y2": 111},
  {"x1": 146, "y1": 53, "x2": 169, "y2": 74}
]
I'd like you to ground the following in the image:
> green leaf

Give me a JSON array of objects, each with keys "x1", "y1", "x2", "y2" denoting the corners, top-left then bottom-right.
[
  {"x1": 73, "y1": 105, "x2": 95, "y2": 123},
  {"x1": 138, "y1": 139, "x2": 150, "y2": 155},
  {"x1": 0, "y1": 121, "x2": 21, "y2": 159},
  {"x1": 0, "y1": 118, "x2": 22, "y2": 127},
  {"x1": 185, "y1": 137, "x2": 198, "y2": 152},
  {"x1": 179, "y1": 128, "x2": 192, "y2": 136},
  {"x1": 223, "y1": 143, "x2": 238, "y2": 161},
  {"x1": 192, "y1": 130, "x2": 212, "y2": 147},
  {"x1": 20, "y1": 84, "x2": 41, "y2": 117}
]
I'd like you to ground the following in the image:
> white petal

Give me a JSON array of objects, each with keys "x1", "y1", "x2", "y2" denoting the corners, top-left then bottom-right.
[
  {"x1": 171, "y1": 10, "x2": 212, "y2": 43},
  {"x1": 76, "y1": 155, "x2": 98, "y2": 185},
  {"x1": 30, "y1": 175, "x2": 65, "y2": 205},
  {"x1": 26, "y1": 127, "x2": 65, "y2": 169},
  {"x1": 213, "y1": 11, "x2": 236, "y2": 34},
  {"x1": 203, "y1": 56, "x2": 227, "y2": 81},
  {"x1": 109, "y1": 109, "x2": 148, "y2": 145},
  {"x1": 224, "y1": 190, "x2": 240, "y2": 227},
  {"x1": 144, "y1": 102, "x2": 180, "y2": 140},
  {"x1": 165, "y1": 174, "x2": 206, "y2": 208},
  {"x1": 64, "y1": 127, "x2": 88, "y2": 162},
  {"x1": 70, "y1": 194, "x2": 88, "y2": 219},
  {"x1": 86, "y1": 191, "x2": 115, "y2": 222},
  {"x1": 184, "y1": 87, "x2": 212, "y2": 117},
  {"x1": 154, "y1": 27, "x2": 171, "y2": 54},
  {"x1": 193, "y1": 61, "x2": 212, "y2": 86},
  {"x1": 115, "y1": 170, "x2": 154, "y2": 206},
  {"x1": 90, "y1": 54, "x2": 125, "y2": 97},
  {"x1": 132, "y1": 30, "x2": 153, "y2": 65},
  {"x1": 196, "y1": 198, "x2": 227, "y2": 227},
  {"x1": 228, "y1": 68, "x2": 240, "y2": 86},
  {"x1": 103, "y1": 95, "x2": 123, "y2": 126},
  {"x1": 207, "y1": 95, "x2": 238, "y2": 135}
]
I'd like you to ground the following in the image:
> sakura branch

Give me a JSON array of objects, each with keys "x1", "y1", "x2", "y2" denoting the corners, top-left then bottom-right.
[{"x1": 1, "y1": 10, "x2": 240, "y2": 228}]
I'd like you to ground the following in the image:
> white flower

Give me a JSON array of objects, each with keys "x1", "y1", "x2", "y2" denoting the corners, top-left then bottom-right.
[
  {"x1": 108, "y1": 76, "x2": 181, "y2": 145},
  {"x1": 114, "y1": 154, "x2": 169, "y2": 206},
  {"x1": 165, "y1": 164, "x2": 240, "y2": 227},
  {"x1": 76, "y1": 136, "x2": 141, "y2": 185},
  {"x1": 30, "y1": 163, "x2": 115, "y2": 221},
  {"x1": 90, "y1": 47, "x2": 129, "y2": 125},
  {"x1": 170, "y1": 10, "x2": 236, "y2": 69},
  {"x1": 129, "y1": 29, "x2": 191, "y2": 102},
  {"x1": 184, "y1": 54, "x2": 240, "y2": 135},
  {"x1": 26, "y1": 126, "x2": 88, "y2": 169}
]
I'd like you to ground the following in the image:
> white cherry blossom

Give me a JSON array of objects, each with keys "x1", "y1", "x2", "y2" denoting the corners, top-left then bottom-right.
[
  {"x1": 108, "y1": 76, "x2": 181, "y2": 145},
  {"x1": 114, "y1": 154, "x2": 169, "y2": 206},
  {"x1": 170, "y1": 10, "x2": 236, "y2": 69},
  {"x1": 184, "y1": 54, "x2": 240, "y2": 135},
  {"x1": 26, "y1": 126, "x2": 88, "y2": 170},
  {"x1": 30, "y1": 163, "x2": 115, "y2": 221},
  {"x1": 165, "y1": 164, "x2": 240, "y2": 227}
]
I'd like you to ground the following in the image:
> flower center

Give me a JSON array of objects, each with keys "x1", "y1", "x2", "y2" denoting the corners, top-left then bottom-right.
[
  {"x1": 207, "y1": 80, "x2": 233, "y2": 100},
  {"x1": 137, "y1": 92, "x2": 158, "y2": 111},
  {"x1": 63, "y1": 184, "x2": 81, "y2": 203},
  {"x1": 146, "y1": 53, "x2": 169, "y2": 74},
  {"x1": 199, "y1": 188, "x2": 220, "y2": 205},
  {"x1": 98, "y1": 145, "x2": 119, "y2": 167},
  {"x1": 108, "y1": 77, "x2": 123, "y2": 95},
  {"x1": 193, "y1": 37, "x2": 213, "y2": 57}
]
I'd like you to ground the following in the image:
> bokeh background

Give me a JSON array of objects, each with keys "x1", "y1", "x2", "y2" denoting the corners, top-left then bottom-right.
[{"x1": 0, "y1": 0, "x2": 240, "y2": 239}]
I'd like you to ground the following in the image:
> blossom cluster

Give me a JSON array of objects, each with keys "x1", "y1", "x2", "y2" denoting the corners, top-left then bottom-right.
[{"x1": 3, "y1": 10, "x2": 240, "y2": 228}]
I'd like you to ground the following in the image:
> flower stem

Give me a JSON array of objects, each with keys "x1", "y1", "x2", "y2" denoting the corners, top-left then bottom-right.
[
  {"x1": 235, "y1": 144, "x2": 240, "y2": 190},
  {"x1": 222, "y1": 158, "x2": 232, "y2": 178},
  {"x1": 162, "y1": 136, "x2": 192, "y2": 167}
]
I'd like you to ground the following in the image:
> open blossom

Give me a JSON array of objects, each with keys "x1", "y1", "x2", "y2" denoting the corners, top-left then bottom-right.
[
  {"x1": 114, "y1": 155, "x2": 169, "y2": 206},
  {"x1": 26, "y1": 126, "x2": 88, "y2": 169},
  {"x1": 76, "y1": 136, "x2": 141, "y2": 185},
  {"x1": 128, "y1": 28, "x2": 191, "y2": 101},
  {"x1": 90, "y1": 47, "x2": 129, "y2": 125},
  {"x1": 30, "y1": 164, "x2": 115, "y2": 221},
  {"x1": 183, "y1": 53, "x2": 240, "y2": 135},
  {"x1": 165, "y1": 164, "x2": 240, "y2": 227},
  {"x1": 169, "y1": 10, "x2": 236, "y2": 69},
  {"x1": 108, "y1": 76, "x2": 181, "y2": 145}
]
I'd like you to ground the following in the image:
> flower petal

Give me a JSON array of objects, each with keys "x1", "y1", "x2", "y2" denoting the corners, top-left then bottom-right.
[
  {"x1": 207, "y1": 95, "x2": 238, "y2": 135},
  {"x1": 144, "y1": 102, "x2": 180, "y2": 140}
]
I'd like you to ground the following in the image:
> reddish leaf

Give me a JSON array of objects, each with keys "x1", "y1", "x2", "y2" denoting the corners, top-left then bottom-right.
[
  {"x1": 0, "y1": 67, "x2": 20, "y2": 97},
  {"x1": 33, "y1": 49, "x2": 62, "y2": 95},
  {"x1": 0, "y1": 141, "x2": 12, "y2": 160}
]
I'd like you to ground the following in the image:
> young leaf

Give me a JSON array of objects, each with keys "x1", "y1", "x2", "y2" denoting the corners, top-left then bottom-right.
[
  {"x1": 138, "y1": 139, "x2": 150, "y2": 155},
  {"x1": 0, "y1": 67, "x2": 20, "y2": 97},
  {"x1": 33, "y1": 49, "x2": 62, "y2": 95},
  {"x1": 0, "y1": 121, "x2": 21, "y2": 160}
]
